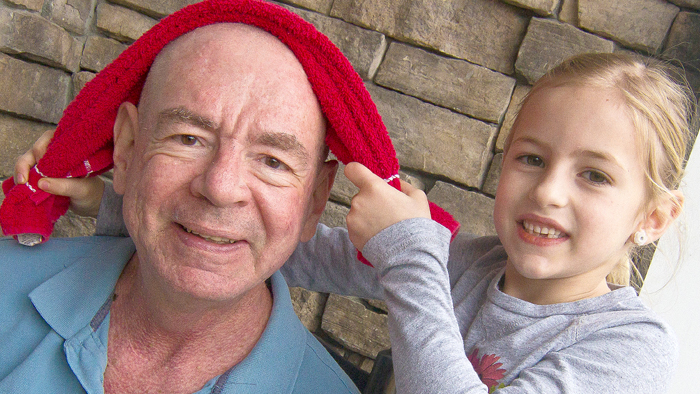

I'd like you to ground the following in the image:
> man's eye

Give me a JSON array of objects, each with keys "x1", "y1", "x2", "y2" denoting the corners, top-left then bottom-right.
[
  {"x1": 179, "y1": 135, "x2": 198, "y2": 146},
  {"x1": 582, "y1": 170, "x2": 611, "y2": 185},
  {"x1": 262, "y1": 156, "x2": 286, "y2": 170}
]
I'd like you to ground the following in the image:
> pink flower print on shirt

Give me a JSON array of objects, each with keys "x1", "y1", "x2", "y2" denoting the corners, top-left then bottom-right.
[{"x1": 468, "y1": 348, "x2": 506, "y2": 392}]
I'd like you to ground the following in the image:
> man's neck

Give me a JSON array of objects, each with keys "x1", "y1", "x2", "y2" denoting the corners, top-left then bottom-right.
[{"x1": 104, "y1": 253, "x2": 273, "y2": 394}]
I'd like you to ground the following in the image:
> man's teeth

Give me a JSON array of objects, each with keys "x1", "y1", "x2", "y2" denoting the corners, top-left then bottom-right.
[
  {"x1": 523, "y1": 220, "x2": 563, "y2": 238},
  {"x1": 184, "y1": 227, "x2": 237, "y2": 244}
]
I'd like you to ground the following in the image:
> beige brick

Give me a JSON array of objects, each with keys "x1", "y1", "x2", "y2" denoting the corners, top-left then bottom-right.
[
  {"x1": 286, "y1": 5, "x2": 387, "y2": 79},
  {"x1": 6, "y1": 0, "x2": 44, "y2": 11},
  {"x1": 320, "y1": 200, "x2": 349, "y2": 229},
  {"x1": 0, "y1": 8, "x2": 83, "y2": 72},
  {"x1": 375, "y1": 42, "x2": 515, "y2": 124},
  {"x1": 52, "y1": 210, "x2": 96, "y2": 237},
  {"x1": 290, "y1": 287, "x2": 328, "y2": 333},
  {"x1": 578, "y1": 0, "x2": 679, "y2": 53},
  {"x1": 276, "y1": 0, "x2": 334, "y2": 14},
  {"x1": 71, "y1": 70, "x2": 96, "y2": 99},
  {"x1": 329, "y1": 159, "x2": 357, "y2": 207},
  {"x1": 96, "y1": 2, "x2": 157, "y2": 42},
  {"x1": 482, "y1": 152, "x2": 503, "y2": 196},
  {"x1": 47, "y1": 0, "x2": 95, "y2": 34},
  {"x1": 108, "y1": 0, "x2": 198, "y2": 18},
  {"x1": 321, "y1": 294, "x2": 390, "y2": 358},
  {"x1": 663, "y1": 12, "x2": 700, "y2": 70},
  {"x1": 669, "y1": 0, "x2": 700, "y2": 10},
  {"x1": 0, "y1": 53, "x2": 71, "y2": 123},
  {"x1": 367, "y1": 83, "x2": 497, "y2": 189},
  {"x1": 503, "y1": 0, "x2": 558, "y2": 16},
  {"x1": 495, "y1": 84, "x2": 531, "y2": 152},
  {"x1": 558, "y1": 0, "x2": 578, "y2": 25},
  {"x1": 427, "y1": 181, "x2": 496, "y2": 237},
  {"x1": 330, "y1": 0, "x2": 529, "y2": 75},
  {"x1": 80, "y1": 35, "x2": 128, "y2": 72},
  {"x1": 515, "y1": 18, "x2": 614, "y2": 84},
  {"x1": 0, "y1": 114, "x2": 52, "y2": 178}
]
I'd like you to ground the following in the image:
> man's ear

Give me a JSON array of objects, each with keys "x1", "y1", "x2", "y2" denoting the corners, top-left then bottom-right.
[
  {"x1": 637, "y1": 190, "x2": 685, "y2": 244},
  {"x1": 112, "y1": 102, "x2": 139, "y2": 195},
  {"x1": 300, "y1": 159, "x2": 339, "y2": 242}
]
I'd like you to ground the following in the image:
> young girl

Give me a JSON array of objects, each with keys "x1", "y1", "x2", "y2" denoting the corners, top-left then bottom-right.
[{"x1": 15, "y1": 53, "x2": 694, "y2": 393}]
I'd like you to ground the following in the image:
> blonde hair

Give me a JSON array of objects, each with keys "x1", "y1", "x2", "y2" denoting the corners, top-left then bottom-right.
[{"x1": 504, "y1": 53, "x2": 696, "y2": 287}]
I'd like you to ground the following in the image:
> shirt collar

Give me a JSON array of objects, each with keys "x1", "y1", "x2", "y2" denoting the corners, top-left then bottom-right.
[
  {"x1": 28, "y1": 237, "x2": 135, "y2": 339},
  {"x1": 218, "y1": 270, "x2": 309, "y2": 393}
]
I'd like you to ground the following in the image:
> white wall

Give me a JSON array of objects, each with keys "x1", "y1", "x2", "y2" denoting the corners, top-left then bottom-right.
[{"x1": 641, "y1": 139, "x2": 700, "y2": 390}]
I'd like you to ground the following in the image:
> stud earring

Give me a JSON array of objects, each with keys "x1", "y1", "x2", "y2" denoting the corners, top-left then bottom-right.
[{"x1": 634, "y1": 230, "x2": 648, "y2": 246}]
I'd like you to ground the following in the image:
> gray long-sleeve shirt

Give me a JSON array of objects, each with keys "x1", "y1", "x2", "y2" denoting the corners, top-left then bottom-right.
[
  {"x1": 283, "y1": 219, "x2": 678, "y2": 394},
  {"x1": 96, "y1": 184, "x2": 677, "y2": 393}
]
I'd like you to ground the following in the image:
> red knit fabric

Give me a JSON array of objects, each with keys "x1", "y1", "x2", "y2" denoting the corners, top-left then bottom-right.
[{"x1": 0, "y1": 0, "x2": 459, "y2": 262}]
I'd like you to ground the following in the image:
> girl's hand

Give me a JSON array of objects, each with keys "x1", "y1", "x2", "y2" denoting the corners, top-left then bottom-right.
[
  {"x1": 344, "y1": 162, "x2": 431, "y2": 252},
  {"x1": 14, "y1": 129, "x2": 105, "y2": 218}
]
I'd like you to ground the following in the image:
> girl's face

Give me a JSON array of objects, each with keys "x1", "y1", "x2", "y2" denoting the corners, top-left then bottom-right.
[{"x1": 494, "y1": 84, "x2": 650, "y2": 304}]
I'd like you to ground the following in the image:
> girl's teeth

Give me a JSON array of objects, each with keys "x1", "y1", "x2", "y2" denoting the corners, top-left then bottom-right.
[{"x1": 522, "y1": 220, "x2": 562, "y2": 238}]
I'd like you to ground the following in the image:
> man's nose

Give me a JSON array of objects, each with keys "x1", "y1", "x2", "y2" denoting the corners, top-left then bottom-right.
[
  {"x1": 529, "y1": 168, "x2": 569, "y2": 208},
  {"x1": 191, "y1": 149, "x2": 252, "y2": 206}
]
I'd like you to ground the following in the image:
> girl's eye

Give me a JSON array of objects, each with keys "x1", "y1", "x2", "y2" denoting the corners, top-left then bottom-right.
[
  {"x1": 581, "y1": 170, "x2": 611, "y2": 185},
  {"x1": 517, "y1": 155, "x2": 544, "y2": 167},
  {"x1": 179, "y1": 135, "x2": 198, "y2": 146}
]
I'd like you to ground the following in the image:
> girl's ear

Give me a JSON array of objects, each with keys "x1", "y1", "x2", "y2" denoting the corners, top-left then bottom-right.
[
  {"x1": 638, "y1": 190, "x2": 685, "y2": 244},
  {"x1": 112, "y1": 102, "x2": 139, "y2": 195}
]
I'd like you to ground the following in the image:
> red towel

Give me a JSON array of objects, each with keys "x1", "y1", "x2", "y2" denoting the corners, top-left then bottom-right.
[{"x1": 0, "y1": 0, "x2": 459, "y2": 262}]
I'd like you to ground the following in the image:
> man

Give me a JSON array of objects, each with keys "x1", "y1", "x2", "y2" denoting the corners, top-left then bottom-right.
[{"x1": 0, "y1": 14, "x2": 358, "y2": 394}]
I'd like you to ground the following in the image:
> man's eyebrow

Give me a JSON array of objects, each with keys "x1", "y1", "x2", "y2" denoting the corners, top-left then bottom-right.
[
  {"x1": 254, "y1": 131, "x2": 310, "y2": 162},
  {"x1": 157, "y1": 107, "x2": 217, "y2": 131}
]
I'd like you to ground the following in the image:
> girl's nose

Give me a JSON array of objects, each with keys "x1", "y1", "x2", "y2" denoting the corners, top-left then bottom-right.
[{"x1": 529, "y1": 169, "x2": 569, "y2": 208}]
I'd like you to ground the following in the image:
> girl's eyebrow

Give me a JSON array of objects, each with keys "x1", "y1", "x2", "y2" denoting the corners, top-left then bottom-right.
[
  {"x1": 577, "y1": 149, "x2": 624, "y2": 170},
  {"x1": 157, "y1": 107, "x2": 217, "y2": 131}
]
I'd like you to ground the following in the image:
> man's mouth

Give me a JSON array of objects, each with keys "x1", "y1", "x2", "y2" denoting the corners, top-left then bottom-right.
[
  {"x1": 181, "y1": 225, "x2": 238, "y2": 244},
  {"x1": 522, "y1": 220, "x2": 564, "y2": 239}
]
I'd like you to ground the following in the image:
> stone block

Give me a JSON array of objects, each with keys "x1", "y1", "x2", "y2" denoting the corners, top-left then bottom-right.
[
  {"x1": 108, "y1": 0, "x2": 198, "y2": 18},
  {"x1": 0, "y1": 114, "x2": 51, "y2": 178},
  {"x1": 482, "y1": 152, "x2": 503, "y2": 196},
  {"x1": 80, "y1": 35, "x2": 127, "y2": 72},
  {"x1": 367, "y1": 83, "x2": 497, "y2": 188},
  {"x1": 366, "y1": 298, "x2": 388, "y2": 313},
  {"x1": 663, "y1": 12, "x2": 700, "y2": 70},
  {"x1": 330, "y1": 0, "x2": 529, "y2": 75},
  {"x1": 515, "y1": 18, "x2": 614, "y2": 84},
  {"x1": 276, "y1": 0, "x2": 334, "y2": 14},
  {"x1": 321, "y1": 293, "x2": 390, "y2": 358},
  {"x1": 52, "y1": 210, "x2": 96, "y2": 237},
  {"x1": 669, "y1": 0, "x2": 700, "y2": 10},
  {"x1": 6, "y1": 0, "x2": 44, "y2": 11},
  {"x1": 558, "y1": 0, "x2": 578, "y2": 25},
  {"x1": 72, "y1": 71, "x2": 96, "y2": 99},
  {"x1": 375, "y1": 42, "x2": 515, "y2": 123},
  {"x1": 578, "y1": 0, "x2": 679, "y2": 53},
  {"x1": 290, "y1": 287, "x2": 328, "y2": 333},
  {"x1": 329, "y1": 159, "x2": 357, "y2": 206},
  {"x1": 0, "y1": 8, "x2": 83, "y2": 72},
  {"x1": 0, "y1": 53, "x2": 71, "y2": 124},
  {"x1": 96, "y1": 2, "x2": 157, "y2": 42},
  {"x1": 427, "y1": 181, "x2": 496, "y2": 236},
  {"x1": 503, "y1": 0, "x2": 558, "y2": 16},
  {"x1": 281, "y1": 5, "x2": 387, "y2": 79},
  {"x1": 320, "y1": 200, "x2": 349, "y2": 228},
  {"x1": 47, "y1": 0, "x2": 95, "y2": 34},
  {"x1": 495, "y1": 84, "x2": 531, "y2": 152}
]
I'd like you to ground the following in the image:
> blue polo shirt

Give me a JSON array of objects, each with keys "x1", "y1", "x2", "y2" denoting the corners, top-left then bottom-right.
[{"x1": 0, "y1": 236, "x2": 359, "y2": 394}]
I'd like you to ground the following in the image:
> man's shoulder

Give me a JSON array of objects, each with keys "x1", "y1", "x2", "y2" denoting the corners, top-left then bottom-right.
[
  {"x1": 0, "y1": 236, "x2": 132, "y2": 287},
  {"x1": 293, "y1": 331, "x2": 361, "y2": 394}
]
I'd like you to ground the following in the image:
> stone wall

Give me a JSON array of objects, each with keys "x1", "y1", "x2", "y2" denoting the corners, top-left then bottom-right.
[{"x1": 1, "y1": 0, "x2": 698, "y2": 374}]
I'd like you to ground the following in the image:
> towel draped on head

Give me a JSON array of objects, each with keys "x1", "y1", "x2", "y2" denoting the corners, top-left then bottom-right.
[{"x1": 0, "y1": 0, "x2": 459, "y2": 263}]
